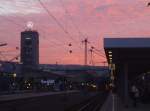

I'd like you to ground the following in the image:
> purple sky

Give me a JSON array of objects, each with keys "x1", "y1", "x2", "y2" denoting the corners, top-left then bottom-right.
[{"x1": 0, "y1": 0, "x2": 150, "y2": 65}]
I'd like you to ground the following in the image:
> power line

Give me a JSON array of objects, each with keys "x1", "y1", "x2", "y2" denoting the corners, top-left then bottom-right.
[
  {"x1": 94, "y1": 61, "x2": 107, "y2": 66},
  {"x1": 59, "y1": 0, "x2": 106, "y2": 60},
  {"x1": 59, "y1": 0, "x2": 103, "y2": 55},
  {"x1": 0, "y1": 6, "x2": 68, "y2": 50},
  {"x1": 59, "y1": 0, "x2": 105, "y2": 59},
  {"x1": 39, "y1": 30, "x2": 66, "y2": 46},
  {"x1": 1, "y1": 2, "x2": 69, "y2": 49},
  {"x1": 9, "y1": 54, "x2": 20, "y2": 62},
  {"x1": 88, "y1": 46, "x2": 107, "y2": 66},
  {"x1": 0, "y1": 1, "x2": 86, "y2": 63},
  {"x1": 2, "y1": 16, "x2": 60, "y2": 50},
  {"x1": 0, "y1": 3, "x2": 68, "y2": 63},
  {"x1": 58, "y1": 0, "x2": 85, "y2": 40},
  {"x1": 38, "y1": 0, "x2": 80, "y2": 44},
  {"x1": 92, "y1": 50, "x2": 107, "y2": 66},
  {"x1": 91, "y1": 46, "x2": 105, "y2": 56},
  {"x1": 0, "y1": 18, "x2": 65, "y2": 60},
  {"x1": 11, "y1": 0, "x2": 84, "y2": 52},
  {"x1": 93, "y1": 50, "x2": 106, "y2": 58},
  {"x1": 59, "y1": 0, "x2": 102, "y2": 57},
  {"x1": 37, "y1": 0, "x2": 84, "y2": 54}
]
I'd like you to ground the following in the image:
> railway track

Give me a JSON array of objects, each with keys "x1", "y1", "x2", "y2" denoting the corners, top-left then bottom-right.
[{"x1": 65, "y1": 91, "x2": 108, "y2": 111}]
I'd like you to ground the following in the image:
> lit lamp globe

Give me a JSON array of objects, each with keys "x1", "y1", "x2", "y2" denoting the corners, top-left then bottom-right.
[
  {"x1": 13, "y1": 73, "x2": 17, "y2": 78},
  {"x1": 26, "y1": 21, "x2": 34, "y2": 31}
]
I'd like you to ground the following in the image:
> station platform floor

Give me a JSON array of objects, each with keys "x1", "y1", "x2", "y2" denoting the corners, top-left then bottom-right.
[
  {"x1": 0, "y1": 90, "x2": 79, "y2": 102},
  {"x1": 100, "y1": 93, "x2": 150, "y2": 111}
]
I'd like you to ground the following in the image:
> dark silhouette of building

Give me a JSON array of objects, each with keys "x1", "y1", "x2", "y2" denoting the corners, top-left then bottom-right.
[{"x1": 21, "y1": 30, "x2": 39, "y2": 71}]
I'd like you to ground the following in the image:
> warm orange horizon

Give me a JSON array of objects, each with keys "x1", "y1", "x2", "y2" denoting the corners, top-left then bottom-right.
[{"x1": 0, "y1": 0, "x2": 150, "y2": 65}]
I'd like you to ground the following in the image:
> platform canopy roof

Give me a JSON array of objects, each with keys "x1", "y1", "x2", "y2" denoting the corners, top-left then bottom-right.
[
  {"x1": 104, "y1": 38, "x2": 150, "y2": 48},
  {"x1": 104, "y1": 38, "x2": 150, "y2": 79}
]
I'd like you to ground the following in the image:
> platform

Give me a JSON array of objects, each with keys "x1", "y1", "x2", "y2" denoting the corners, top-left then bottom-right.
[
  {"x1": 100, "y1": 93, "x2": 150, "y2": 111},
  {"x1": 0, "y1": 90, "x2": 79, "y2": 102}
]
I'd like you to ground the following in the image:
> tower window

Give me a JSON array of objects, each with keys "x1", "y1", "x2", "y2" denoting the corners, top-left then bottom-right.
[{"x1": 25, "y1": 39, "x2": 32, "y2": 45}]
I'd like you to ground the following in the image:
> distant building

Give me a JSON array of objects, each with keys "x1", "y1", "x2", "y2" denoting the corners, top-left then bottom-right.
[{"x1": 21, "y1": 30, "x2": 39, "y2": 71}]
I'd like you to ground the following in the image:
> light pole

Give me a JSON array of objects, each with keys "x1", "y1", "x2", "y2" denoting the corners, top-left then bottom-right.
[{"x1": 82, "y1": 38, "x2": 89, "y2": 65}]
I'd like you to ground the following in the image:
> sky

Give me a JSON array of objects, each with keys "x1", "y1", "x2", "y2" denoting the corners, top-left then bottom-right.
[{"x1": 0, "y1": 0, "x2": 150, "y2": 65}]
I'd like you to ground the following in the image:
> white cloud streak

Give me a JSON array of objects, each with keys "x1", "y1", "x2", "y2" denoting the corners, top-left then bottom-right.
[{"x1": 0, "y1": 0, "x2": 43, "y2": 15}]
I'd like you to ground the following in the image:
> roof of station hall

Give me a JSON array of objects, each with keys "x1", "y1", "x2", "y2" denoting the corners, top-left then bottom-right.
[{"x1": 104, "y1": 38, "x2": 150, "y2": 48}]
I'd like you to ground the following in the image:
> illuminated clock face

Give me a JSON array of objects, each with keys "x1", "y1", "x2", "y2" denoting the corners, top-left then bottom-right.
[{"x1": 27, "y1": 21, "x2": 34, "y2": 29}]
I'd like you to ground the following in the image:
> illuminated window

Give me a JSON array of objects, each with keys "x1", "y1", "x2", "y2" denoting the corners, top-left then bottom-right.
[
  {"x1": 109, "y1": 55, "x2": 112, "y2": 57},
  {"x1": 108, "y1": 51, "x2": 112, "y2": 54}
]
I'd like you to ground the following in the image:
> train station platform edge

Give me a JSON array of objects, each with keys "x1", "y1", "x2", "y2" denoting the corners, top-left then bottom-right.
[
  {"x1": 100, "y1": 93, "x2": 150, "y2": 111},
  {"x1": 0, "y1": 90, "x2": 79, "y2": 102}
]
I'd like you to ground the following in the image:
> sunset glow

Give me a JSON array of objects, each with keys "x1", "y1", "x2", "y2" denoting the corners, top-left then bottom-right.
[{"x1": 0, "y1": 0, "x2": 150, "y2": 65}]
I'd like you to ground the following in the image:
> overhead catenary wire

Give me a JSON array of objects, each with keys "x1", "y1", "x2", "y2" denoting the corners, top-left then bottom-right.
[
  {"x1": 25, "y1": 0, "x2": 87, "y2": 52},
  {"x1": 0, "y1": 14, "x2": 65, "y2": 61},
  {"x1": 88, "y1": 46, "x2": 107, "y2": 66},
  {"x1": 59, "y1": 0, "x2": 97, "y2": 56},
  {"x1": 1, "y1": 1, "x2": 70, "y2": 49},
  {"x1": 0, "y1": 0, "x2": 81, "y2": 64},
  {"x1": 60, "y1": 0, "x2": 105, "y2": 60},
  {"x1": 5, "y1": 4, "x2": 67, "y2": 47},
  {"x1": 0, "y1": 0, "x2": 104, "y2": 65},
  {"x1": 91, "y1": 46, "x2": 105, "y2": 56},
  {"x1": 38, "y1": 0, "x2": 81, "y2": 45},
  {"x1": 0, "y1": 5, "x2": 68, "y2": 50},
  {"x1": 58, "y1": 0, "x2": 86, "y2": 41},
  {"x1": 92, "y1": 50, "x2": 106, "y2": 58},
  {"x1": 59, "y1": 0, "x2": 104, "y2": 58}
]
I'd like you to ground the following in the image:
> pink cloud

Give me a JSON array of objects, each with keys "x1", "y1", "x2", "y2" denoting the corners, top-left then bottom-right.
[{"x1": 0, "y1": 0, "x2": 150, "y2": 65}]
